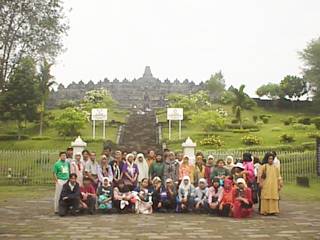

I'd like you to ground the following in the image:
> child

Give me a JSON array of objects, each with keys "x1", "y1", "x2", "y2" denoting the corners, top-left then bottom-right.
[
  {"x1": 177, "y1": 176, "x2": 195, "y2": 212},
  {"x1": 231, "y1": 162, "x2": 246, "y2": 184},
  {"x1": 219, "y1": 178, "x2": 234, "y2": 217},
  {"x1": 207, "y1": 178, "x2": 223, "y2": 214},
  {"x1": 194, "y1": 178, "x2": 208, "y2": 212},
  {"x1": 233, "y1": 178, "x2": 253, "y2": 218},
  {"x1": 97, "y1": 177, "x2": 113, "y2": 212}
]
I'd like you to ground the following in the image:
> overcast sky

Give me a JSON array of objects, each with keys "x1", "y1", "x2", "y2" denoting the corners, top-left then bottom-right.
[{"x1": 52, "y1": 0, "x2": 320, "y2": 96}]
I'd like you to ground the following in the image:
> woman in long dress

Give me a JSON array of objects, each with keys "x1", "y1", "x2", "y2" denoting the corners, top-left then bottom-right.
[{"x1": 259, "y1": 152, "x2": 283, "y2": 215}]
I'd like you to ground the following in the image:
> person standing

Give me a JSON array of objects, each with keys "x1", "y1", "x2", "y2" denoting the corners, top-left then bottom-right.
[
  {"x1": 163, "y1": 152, "x2": 180, "y2": 186},
  {"x1": 110, "y1": 150, "x2": 124, "y2": 186},
  {"x1": 204, "y1": 155, "x2": 215, "y2": 186},
  {"x1": 66, "y1": 147, "x2": 73, "y2": 163},
  {"x1": 194, "y1": 155, "x2": 205, "y2": 187},
  {"x1": 259, "y1": 152, "x2": 283, "y2": 216},
  {"x1": 179, "y1": 155, "x2": 194, "y2": 184},
  {"x1": 53, "y1": 152, "x2": 70, "y2": 214},
  {"x1": 149, "y1": 153, "x2": 165, "y2": 180},
  {"x1": 135, "y1": 153, "x2": 149, "y2": 186},
  {"x1": 70, "y1": 152, "x2": 84, "y2": 186},
  {"x1": 85, "y1": 151, "x2": 99, "y2": 189},
  {"x1": 121, "y1": 153, "x2": 139, "y2": 191},
  {"x1": 97, "y1": 154, "x2": 113, "y2": 185},
  {"x1": 146, "y1": 150, "x2": 156, "y2": 167}
]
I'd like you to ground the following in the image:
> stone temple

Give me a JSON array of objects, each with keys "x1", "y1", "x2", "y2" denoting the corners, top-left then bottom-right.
[{"x1": 48, "y1": 66, "x2": 204, "y2": 109}]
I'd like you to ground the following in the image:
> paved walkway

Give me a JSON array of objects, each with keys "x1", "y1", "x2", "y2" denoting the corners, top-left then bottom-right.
[{"x1": 0, "y1": 193, "x2": 320, "y2": 240}]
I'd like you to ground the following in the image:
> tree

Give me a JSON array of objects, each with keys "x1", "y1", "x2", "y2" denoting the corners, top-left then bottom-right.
[
  {"x1": 229, "y1": 85, "x2": 256, "y2": 129},
  {"x1": 0, "y1": 57, "x2": 40, "y2": 139},
  {"x1": 54, "y1": 107, "x2": 87, "y2": 137},
  {"x1": 280, "y1": 75, "x2": 308, "y2": 100},
  {"x1": 300, "y1": 37, "x2": 320, "y2": 102},
  {"x1": 0, "y1": 0, "x2": 69, "y2": 90},
  {"x1": 256, "y1": 83, "x2": 284, "y2": 99},
  {"x1": 205, "y1": 71, "x2": 226, "y2": 101},
  {"x1": 190, "y1": 110, "x2": 225, "y2": 132},
  {"x1": 167, "y1": 91, "x2": 211, "y2": 112},
  {"x1": 38, "y1": 59, "x2": 55, "y2": 136},
  {"x1": 81, "y1": 89, "x2": 116, "y2": 111}
]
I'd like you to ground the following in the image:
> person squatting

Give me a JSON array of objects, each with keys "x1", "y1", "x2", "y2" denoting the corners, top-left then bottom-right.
[{"x1": 53, "y1": 147, "x2": 283, "y2": 217}]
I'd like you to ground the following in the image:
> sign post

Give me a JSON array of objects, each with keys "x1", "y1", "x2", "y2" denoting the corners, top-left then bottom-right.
[
  {"x1": 167, "y1": 108, "x2": 183, "y2": 140},
  {"x1": 91, "y1": 108, "x2": 108, "y2": 139}
]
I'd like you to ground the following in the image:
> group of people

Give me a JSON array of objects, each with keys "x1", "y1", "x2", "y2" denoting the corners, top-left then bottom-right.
[{"x1": 53, "y1": 147, "x2": 283, "y2": 218}]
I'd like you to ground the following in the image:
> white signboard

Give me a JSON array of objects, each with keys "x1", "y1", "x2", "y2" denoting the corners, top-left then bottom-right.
[
  {"x1": 91, "y1": 108, "x2": 108, "y2": 121},
  {"x1": 167, "y1": 108, "x2": 183, "y2": 121}
]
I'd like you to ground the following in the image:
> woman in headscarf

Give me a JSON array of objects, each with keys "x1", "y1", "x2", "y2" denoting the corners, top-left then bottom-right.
[
  {"x1": 177, "y1": 176, "x2": 195, "y2": 212},
  {"x1": 110, "y1": 150, "x2": 124, "y2": 187},
  {"x1": 232, "y1": 178, "x2": 253, "y2": 218},
  {"x1": 207, "y1": 177, "x2": 223, "y2": 214},
  {"x1": 218, "y1": 177, "x2": 234, "y2": 217},
  {"x1": 97, "y1": 155, "x2": 113, "y2": 186},
  {"x1": 194, "y1": 178, "x2": 208, "y2": 212},
  {"x1": 225, "y1": 156, "x2": 235, "y2": 172},
  {"x1": 259, "y1": 152, "x2": 282, "y2": 216},
  {"x1": 179, "y1": 155, "x2": 194, "y2": 184},
  {"x1": 204, "y1": 155, "x2": 215, "y2": 186},
  {"x1": 97, "y1": 177, "x2": 113, "y2": 212},
  {"x1": 149, "y1": 152, "x2": 164, "y2": 180},
  {"x1": 231, "y1": 162, "x2": 246, "y2": 184},
  {"x1": 242, "y1": 152, "x2": 255, "y2": 184},
  {"x1": 121, "y1": 153, "x2": 139, "y2": 191},
  {"x1": 194, "y1": 154, "x2": 205, "y2": 187},
  {"x1": 135, "y1": 153, "x2": 149, "y2": 186}
]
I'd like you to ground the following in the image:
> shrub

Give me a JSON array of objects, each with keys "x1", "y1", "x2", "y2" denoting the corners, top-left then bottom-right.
[
  {"x1": 234, "y1": 142, "x2": 315, "y2": 152},
  {"x1": 252, "y1": 115, "x2": 258, "y2": 123},
  {"x1": 241, "y1": 135, "x2": 261, "y2": 145},
  {"x1": 297, "y1": 117, "x2": 312, "y2": 125},
  {"x1": 312, "y1": 117, "x2": 320, "y2": 130},
  {"x1": 292, "y1": 123, "x2": 309, "y2": 131},
  {"x1": 226, "y1": 123, "x2": 259, "y2": 130},
  {"x1": 261, "y1": 117, "x2": 269, "y2": 124},
  {"x1": 271, "y1": 127, "x2": 282, "y2": 132},
  {"x1": 0, "y1": 134, "x2": 29, "y2": 141},
  {"x1": 308, "y1": 132, "x2": 320, "y2": 139},
  {"x1": 232, "y1": 129, "x2": 250, "y2": 133},
  {"x1": 231, "y1": 119, "x2": 239, "y2": 124},
  {"x1": 199, "y1": 135, "x2": 224, "y2": 148},
  {"x1": 31, "y1": 136, "x2": 51, "y2": 140},
  {"x1": 58, "y1": 100, "x2": 77, "y2": 109},
  {"x1": 280, "y1": 134, "x2": 295, "y2": 143}
]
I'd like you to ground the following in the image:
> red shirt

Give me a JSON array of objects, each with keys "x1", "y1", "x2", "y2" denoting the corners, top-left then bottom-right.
[{"x1": 80, "y1": 184, "x2": 96, "y2": 195}]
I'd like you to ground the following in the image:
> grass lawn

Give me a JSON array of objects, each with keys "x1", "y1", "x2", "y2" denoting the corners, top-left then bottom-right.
[
  {"x1": 0, "y1": 108, "x2": 129, "y2": 153},
  {"x1": 281, "y1": 183, "x2": 320, "y2": 202},
  {"x1": 157, "y1": 105, "x2": 319, "y2": 151}
]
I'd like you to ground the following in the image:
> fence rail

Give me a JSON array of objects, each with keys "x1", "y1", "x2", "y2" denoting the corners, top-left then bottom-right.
[{"x1": 0, "y1": 149, "x2": 319, "y2": 185}]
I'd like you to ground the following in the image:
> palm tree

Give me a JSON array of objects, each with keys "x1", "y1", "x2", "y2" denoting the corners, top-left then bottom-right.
[
  {"x1": 229, "y1": 85, "x2": 248, "y2": 129},
  {"x1": 38, "y1": 59, "x2": 55, "y2": 136}
]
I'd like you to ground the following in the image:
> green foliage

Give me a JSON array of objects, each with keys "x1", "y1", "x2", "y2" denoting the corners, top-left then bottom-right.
[
  {"x1": 280, "y1": 75, "x2": 308, "y2": 100},
  {"x1": 0, "y1": 0, "x2": 69, "y2": 89},
  {"x1": 58, "y1": 100, "x2": 77, "y2": 109},
  {"x1": 252, "y1": 115, "x2": 258, "y2": 123},
  {"x1": 283, "y1": 116, "x2": 297, "y2": 126},
  {"x1": 297, "y1": 117, "x2": 312, "y2": 125},
  {"x1": 311, "y1": 117, "x2": 320, "y2": 130},
  {"x1": 190, "y1": 110, "x2": 225, "y2": 131},
  {"x1": 292, "y1": 123, "x2": 312, "y2": 131},
  {"x1": 280, "y1": 134, "x2": 296, "y2": 143},
  {"x1": 205, "y1": 71, "x2": 226, "y2": 101},
  {"x1": 271, "y1": 127, "x2": 282, "y2": 132},
  {"x1": 226, "y1": 123, "x2": 259, "y2": 130},
  {"x1": 300, "y1": 37, "x2": 320, "y2": 102},
  {"x1": 0, "y1": 134, "x2": 30, "y2": 141},
  {"x1": 31, "y1": 136, "x2": 51, "y2": 140},
  {"x1": 168, "y1": 91, "x2": 211, "y2": 111},
  {"x1": 261, "y1": 117, "x2": 269, "y2": 124},
  {"x1": 241, "y1": 135, "x2": 261, "y2": 145},
  {"x1": 81, "y1": 89, "x2": 116, "y2": 111},
  {"x1": 232, "y1": 129, "x2": 250, "y2": 133},
  {"x1": 256, "y1": 83, "x2": 284, "y2": 99},
  {"x1": 0, "y1": 57, "x2": 40, "y2": 138},
  {"x1": 308, "y1": 132, "x2": 320, "y2": 139},
  {"x1": 199, "y1": 135, "x2": 224, "y2": 148},
  {"x1": 53, "y1": 107, "x2": 88, "y2": 137}
]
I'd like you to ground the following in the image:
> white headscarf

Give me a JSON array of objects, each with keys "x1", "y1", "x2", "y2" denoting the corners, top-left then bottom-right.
[
  {"x1": 179, "y1": 175, "x2": 191, "y2": 196},
  {"x1": 135, "y1": 153, "x2": 149, "y2": 182}
]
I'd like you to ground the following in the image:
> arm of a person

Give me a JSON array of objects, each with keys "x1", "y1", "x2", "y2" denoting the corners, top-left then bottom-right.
[
  {"x1": 207, "y1": 189, "x2": 212, "y2": 204},
  {"x1": 108, "y1": 165, "x2": 114, "y2": 182}
]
